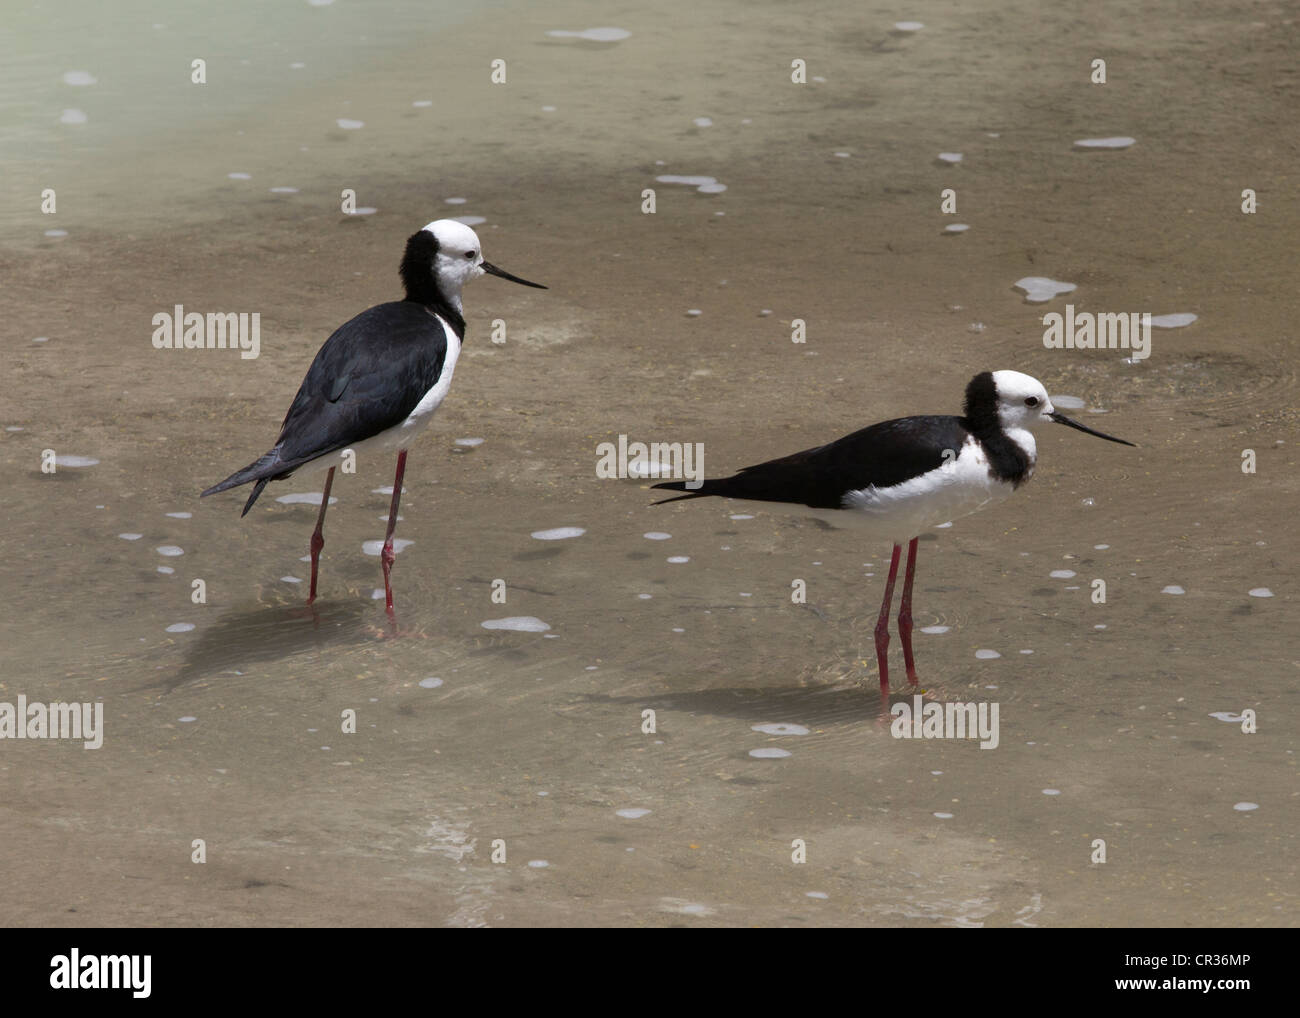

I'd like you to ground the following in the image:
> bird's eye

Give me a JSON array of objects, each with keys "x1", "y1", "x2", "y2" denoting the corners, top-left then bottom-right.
[
  {"x1": 465, "y1": 251, "x2": 476, "y2": 260},
  {"x1": 1024, "y1": 396, "x2": 1039, "y2": 407}
]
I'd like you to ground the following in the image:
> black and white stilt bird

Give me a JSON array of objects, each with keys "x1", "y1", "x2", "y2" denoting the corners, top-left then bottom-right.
[
  {"x1": 652, "y1": 371, "x2": 1134, "y2": 694},
  {"x1": 202, "y1": 219, "x2": 545, "y2": 614}
]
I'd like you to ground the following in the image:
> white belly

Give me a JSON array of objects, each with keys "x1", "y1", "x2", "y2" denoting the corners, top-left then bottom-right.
[{"x1": 842, "y1": 436, "x2": 1018, "y2": 541}]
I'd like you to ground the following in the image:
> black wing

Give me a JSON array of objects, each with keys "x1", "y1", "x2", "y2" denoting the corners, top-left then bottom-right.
[
  {"x1": 202, "y1": 301, "x2": 452, "y2": 514},
  {"x1": 652, "y1": 415, "x2": 969, "y2": 509}
]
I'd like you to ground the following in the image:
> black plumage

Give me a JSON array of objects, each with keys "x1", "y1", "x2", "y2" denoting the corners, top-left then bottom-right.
[{"x1": 202, "y1": 231, "x2": 460, "y2": 516}]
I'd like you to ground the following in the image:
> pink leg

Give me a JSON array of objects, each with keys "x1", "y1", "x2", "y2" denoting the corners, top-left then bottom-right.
[
  {"x1": 874, "y1": 543, "x2": 903, "y2": 693},
  {"x1": 381, "y1": 451, "x2": 408, "y2": 616},
  {"x1": 307, "y1": 467, "x2": 336, "y2": 605},
  {"x1": 898, "y1": 537, "x2": 920, "y2": 685}
]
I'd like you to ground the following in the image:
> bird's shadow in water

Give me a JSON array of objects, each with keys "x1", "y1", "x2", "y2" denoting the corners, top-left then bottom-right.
[
  {"x1": 575, "y1": 684, "x2": 934, "y2": 727},
  {"x1": 143, "y1": 598, "x2": 375, "y2": 695}
]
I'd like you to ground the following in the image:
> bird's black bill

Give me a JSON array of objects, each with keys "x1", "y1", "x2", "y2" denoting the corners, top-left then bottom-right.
[
  {"x1": 1048, "y1": 411, "x2": 1136, "y2": 447},
  {"x1": 481, "y1": 261, "x2": 547, "y2": 289}
]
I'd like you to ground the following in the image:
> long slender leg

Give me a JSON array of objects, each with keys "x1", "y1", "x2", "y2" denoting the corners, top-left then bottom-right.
[
  {"x1": 874, "y1": 543, "x2": 903, "y2": 693},
  {"x1": 898, "y1": 537, "x2": 920, "y2": 685},
  {"x1": 380, "y1": 451, "x2": 408, "y2": 615},
  {"x1": 307, "y1": 467, "x2": 336, "y2": 605}
]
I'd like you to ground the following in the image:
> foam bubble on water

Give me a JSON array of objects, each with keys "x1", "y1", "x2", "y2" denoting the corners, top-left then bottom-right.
[
  {"x1": 749, "y1": 747, "x2": 792, "y2": 759},
  {"x1": 276, "y1": 492, "x2": 338, "y2": 506},
  {"x1": 1094, "y1": 544, "x2": 1110, "y2": 550},
  {"x1": 667, "y1": 556, "x2": 690, "y2": 564},
  {"x1": 1248, "y1": 587, "x2": 1274, "y2": 598},
  {"x1": 656, "y1": 174, "x2": 727, "y2": 193},
  {"x1": 686, "y1": 309, "x2": 703, "y2": 317},
  {"x1": 156, "y1": 545, "x2": 184, "y2": 557},
  {"x1": 1209, "y1": 711, "x2": 1246, "y2": 723},
  {"x1": 227, "y1": 172, "x2": 251, "y2": 180},
  {"x1": 1149, "y1": 313, "x2": 1198, "y2": 328},
  {"x1": 638, "y1": 593, "x2": 652, "y2": 599},
  {"x1": 455, "y1": 437, "x2": 485, "y2": 446},
  {"x1": 55, "y1": 455, "x2": 98, "y2": 467},
  {"x1": 1051, "y1": 395, "x2": 1086, "y2": 409},
  {"x1": 419, "y1": 677, "x2": 444, "y2": 689},
  {"x1": 921, "y1": 625, "x2": 950, "y2": 634},
  {"x1": 1233, "y1": 802, "x2": 1258, "y2": 812},
  {"x1": 937, "y1": 152, "x2": 963, "y2": 163},
  {"x1": 1050, "y1": 570, "x2": 1077, "y2": 579},
  {"x1": 933, "y1": 812, "x2": 954, "y2": 819},
  {"x1": 269, "y1": 186, "x2": 299, "y2": 193},
  {"x1": 119, "y1": 533, "x2": 143, "y2": 541},
  {"x1": 166, "y1": 623, "x2": 195, "y2": 633},
  {"x1": 894, "y1": 21, "x2": 924, "y2": 31},
  {"x1": 178, "y1": 716, "x2": 197, "y2": 723},
  {"x1": 62, "y1": 70, "x2": 97, "y2": 86},
  {"x1": 156, "y1": 566, "x2": 174, "y2": 575},
  {"x1": 371, "y1": 486, "x2": 407, "y2": 495},
  {"x1": 481, "y1": 616, "x2": 551, "y2": 632},
  {"x1": 527, "y1": 859, "x2": 549, "y2": 868},
  {"x1": 1161, "y1": 584, "x2": 1185, "y2": 595},
  {"x1": 336, "y1": 118, "x2": 364, "y2": 129},
  {"x1": 290, "y1": 62, "x2": 306, "y2": 69},
  {"x1": 165, "y1": 512, "x2": 192, "y2": 519},
  {"x1": 6, "y1": 426, "x2": 24, "y2": 431},
  {"x1": 453, "y1": 215, "x2": 486, "y2": 226},
  {"x1": 835, "y1": 151, "x2": 851, "y2": 158},
  {"x1": 541, "y1": 105, "x2": 557, "y2": 112},
  {"x1": 752, "y1": 723, "x2": 809, "y2": 736},
  {"x1": 60, "y1": 108, "x2": 88, "y2": 124},
  {"x1": 944, "y1": 223, "x2": 970, "y2": 233},
  {"x1": 280, "y1": 576, "x2": 301, "y2": 584},
  {"x1": 730, "y1": 514, "x2": 754, "y2": 520},
  {"x1": 361, "y1": 538, "x2": 413, "y2": 556},
  {"x1": 616, "y1": 807, "x2": 651, "y2": 819},
  {"x1": 643, "y1": 532, "x2": 672, "y2": 540},
  {"x1": 975, "y1": 649, "x2": 1001, "y2": 659},
  {"x1": 1042, "y1": 788, "x2": 1061, "y2": 796},
  {"x1": 693, "y1": 117, "x2": 713, "y2": 128},
  {"x1": 348, "y1": 207, "x2": 377, "y2": 215},
  {"x1": 1015, "y1": 277, "x2": 1077, "y2": 303},
  {"x1": 1074, "y1": 136, "x2": 1135, "y2": 149},
  {"x1": 806, "y1": 891, "x2": 829, "y2": 899},
  {"x1": 547, "y1": 27, "x2": 631, "y2": 41},
  {"x1": 444, "y1": 197, "x2": 467, "y2": 204},
  {"x1": 412, "y1": 99, "x2": 432, "y2": 107},
  {"x1": 371, "y1": 588, "x2": 385, "y2": 600},
  {"x1": 627, "y1": 458, "x2": 675, "y2": 478},
  {"x1": 531, "y1": 527, "x2": 585, "y2": 540},
  {"x1": 44, "y1": 230, "x2": 68, "y2": 239}
]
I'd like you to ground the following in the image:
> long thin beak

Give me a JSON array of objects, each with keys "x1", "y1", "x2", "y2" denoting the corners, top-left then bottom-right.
[
  {"x1": 481, "y1": 261, "x2": 547, "y2": 289},
  {"x1": 1048, "y1": 411, "x2": 1136, "y2": 447}
]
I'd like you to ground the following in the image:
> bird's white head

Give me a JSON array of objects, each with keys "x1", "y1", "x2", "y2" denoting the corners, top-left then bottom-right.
[
  {"x1": 401, "y1": 219, "x2": 545, "y2": 312},
  {"x1": 990, "y1": 370, "x2": 1055, "y2": 432},
  {"x1": 979, "y1": 369, "x2": 1135, "y2": 447}
]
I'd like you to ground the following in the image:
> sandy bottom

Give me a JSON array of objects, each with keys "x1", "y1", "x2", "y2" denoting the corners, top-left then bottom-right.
[{"x1": 1, "y1": 0, "x2": 1295, "y2": 926}]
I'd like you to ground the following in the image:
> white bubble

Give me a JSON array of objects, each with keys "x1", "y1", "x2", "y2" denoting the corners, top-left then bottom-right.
[
  {"x1": 418, "y1": 677, "x2": 444, "y2": 689},
  {"x1": 1149, "y1": 313, "x2": 1197, "y2": 328},
  {"x1": 643, "y1": 532, "x2": 672, "y2": 540},
  {"x1": 62, "y1": 70, "x2": 97, "y2": 86},
  {"x1": 156, "y1": 545, "x2": 184, "y2": 557},
  {"x1": 1248, "y1": 587, "x2": 1274, "y2": 598},
  {"x1": 1015, "y1": 277, "x2": 1077, "y2": 303},
  {"x1": 1074, "y1": 136, "x2": 1136, "y2": 149},
  {"x1": 752, "y1": 723, "x2": 809, "y2": 736},
  {"x1": 1161, "y1": 585, "x2": 1185, "y2": 595},
  {"x1": 55, "y1": 455, "x2": 98, "y2": 467},
  {"x1": 531, "y1": 526, "x2": 585, "y2": 540},
  {"x1": 1233, "y1": 802, "x2": 1258, "y2": 811},
  {"x1": 165, "y1": 623, "x2": 195, "y2": 633},
  {"x1": 481, "y1": 616, "x2": 551, "y2": 632},
  {"x1": 975, "y1": 649, "x2": 1001, "y2": 659},
  {"x1": 546, "y1": 27, "x2": 631, "y2": 41},
  {"x1": 60, "y1": 108, "x2": 88, "y2": 125},
  {"x1": 937, "y1": 152, "x2": 963, "y2": 163},
  {"x1": 748, "y1": 747, "x2": 792, "y2": 758},
  {"x1": 228, "y1": 172, "x2": 251, "y2": 180},
  {"x1": 920, "y1": 625, "x2": 949, "y2": 634},
  {"x1": 336, "y1": 118, "x2": 364, "y2": 129},
  {"x1": 1050, "y1": 570, "x2": 1077, "y2": 579},
  {"x1": 616, "y1": 807, "x2": 651, "y2": 819},
  {"x1": 667, "y1": 556, "x2": 690, "y2": 564},
  {"x1": 455, "y1": 437, "x2": 485, "y2": 446},
  {"x1": 118, "y1": 533, "x2": 143, "y2": 541}
]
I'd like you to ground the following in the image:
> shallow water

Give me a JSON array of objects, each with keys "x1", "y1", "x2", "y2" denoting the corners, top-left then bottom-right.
[{"x1": 2, "y1": 0, "x2": 1295, "y2": 927}]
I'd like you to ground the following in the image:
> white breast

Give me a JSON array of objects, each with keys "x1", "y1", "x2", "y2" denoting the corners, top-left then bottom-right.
[{"x1": 841, "y1": 435, "x2": 1019, "y2": 541}]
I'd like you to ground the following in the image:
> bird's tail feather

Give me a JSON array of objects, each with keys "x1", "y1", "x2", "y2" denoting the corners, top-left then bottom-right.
[
  {"x1": 650, "y1": 480, "x2": 719, "y2": 505},
  {"x1": 201, "y1": 450, "x2": 286, "y2": 515}
]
